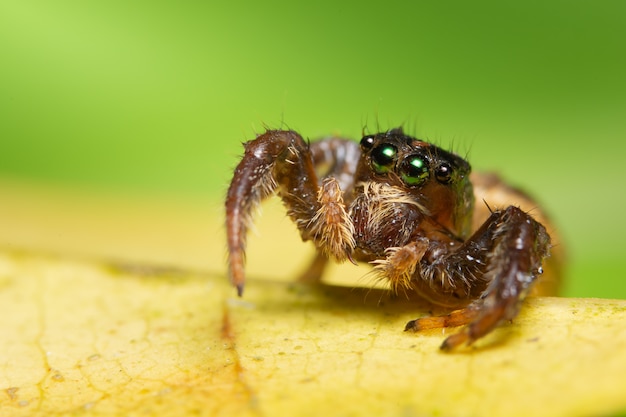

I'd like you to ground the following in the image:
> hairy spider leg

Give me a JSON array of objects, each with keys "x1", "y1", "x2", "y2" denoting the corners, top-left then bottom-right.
[
  {"x1": 225, "y1": 130, "x2": 357, "y2": 295},
  {"x1": 405, "y1": 205, "x2": 551, "y2": 350},
  {"x1": 297, "y1": 138, "x2": 362, "y2": 283}
]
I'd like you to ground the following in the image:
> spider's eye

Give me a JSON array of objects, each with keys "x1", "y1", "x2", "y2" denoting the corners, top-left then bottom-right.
[
  {"x1": 400, "y1": 154, "x2": 429, "y2": 186},
  {"x1": 360, "y1": 135, "x2": 375, "y2": 150},
  {"x1": 435, "y1": 163, "x2": 453, "y2": 184},
  {"x1": 371, "y1": 144, "x2": 397, "y2": 173}
]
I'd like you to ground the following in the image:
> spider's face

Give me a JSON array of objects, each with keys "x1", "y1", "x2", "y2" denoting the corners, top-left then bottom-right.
[{"x1": 356, "y1": 128, "x2": 474, "y2": 238}]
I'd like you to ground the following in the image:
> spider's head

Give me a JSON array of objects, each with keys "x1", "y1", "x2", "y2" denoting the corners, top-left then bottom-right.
[{"x1": 356, "y1": 127, "x2": 474, "y2": 238}]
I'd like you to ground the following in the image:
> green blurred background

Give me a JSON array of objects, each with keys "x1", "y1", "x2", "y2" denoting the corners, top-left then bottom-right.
[{"x1": 1, "y1": 1, "x2": 625, "y2": 297}]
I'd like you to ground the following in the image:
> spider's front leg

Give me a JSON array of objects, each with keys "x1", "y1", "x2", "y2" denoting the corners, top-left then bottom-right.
[
  {"x1": 296, "y1": 137, "x2": 362, "y2": 283},
  {"x1": 225, "y1": 130, "x2": 355, "y2": 295},
  {"x1": 405, "y1": 206, "x2": 551, "y2": 350}
]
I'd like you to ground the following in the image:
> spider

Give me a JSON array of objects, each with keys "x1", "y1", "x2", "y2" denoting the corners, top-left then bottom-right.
[{"x1": 225, "y1": 128, "x2": 561, "y2": 350}]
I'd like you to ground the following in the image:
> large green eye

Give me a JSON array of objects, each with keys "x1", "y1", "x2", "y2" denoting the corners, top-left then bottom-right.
[
  {"x1": 371, "y1": 144, "x2": 397, "y2": 173},
  {"x1": 400, "y1": 154, "x2": 429, "y2": 186}
]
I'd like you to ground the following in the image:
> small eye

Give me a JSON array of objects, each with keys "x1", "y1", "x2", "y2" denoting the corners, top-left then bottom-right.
[
  {"x1": 435, "y1": 163, "x2": 453, "y2": 184},
  {"x1": 400, "y1": 155, "x2": 429, "y2": 186},
  {"x1": 371, "y1": 144, "x2": 397, "y2": 173},
  {"x1": 360, "y1": 135, "x2": 376, "y2": 150}
]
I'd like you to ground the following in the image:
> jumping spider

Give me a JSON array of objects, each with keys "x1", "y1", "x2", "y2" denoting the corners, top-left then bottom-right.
[{"x1": 225, "y1": 128, "x2": 560, "y2": 350}]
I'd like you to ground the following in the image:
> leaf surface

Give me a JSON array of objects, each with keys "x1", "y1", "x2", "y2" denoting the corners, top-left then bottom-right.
[{"x1": 0, "y1": 251, "x2": 625, "y2": 417}]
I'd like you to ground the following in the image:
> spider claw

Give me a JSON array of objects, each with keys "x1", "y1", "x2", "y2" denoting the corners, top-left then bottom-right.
[
  {"x1": 404, "y1": 319, "x2": 419, "y2": 332},
  {"x1": 440, "y1": 331, "x2": 470, "y2": 351}
]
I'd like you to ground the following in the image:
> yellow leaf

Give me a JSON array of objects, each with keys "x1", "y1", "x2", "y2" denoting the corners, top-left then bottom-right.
[{"x1": 0, "y1": 251, "x2": 625, "y2": 417}]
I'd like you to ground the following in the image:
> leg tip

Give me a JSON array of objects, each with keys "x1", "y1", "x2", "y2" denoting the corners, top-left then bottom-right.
[
  {"x1": 440, "y1": 331, "x2": 470, "y2": 351},
  {"x1": 404, "y1": 319, "x2": 419, "y2": 332}
]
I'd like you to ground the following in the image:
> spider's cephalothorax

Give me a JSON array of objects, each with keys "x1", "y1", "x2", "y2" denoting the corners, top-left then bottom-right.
[{"x1": 225, "y1": 128, "x2": 558, "y2": 350}]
